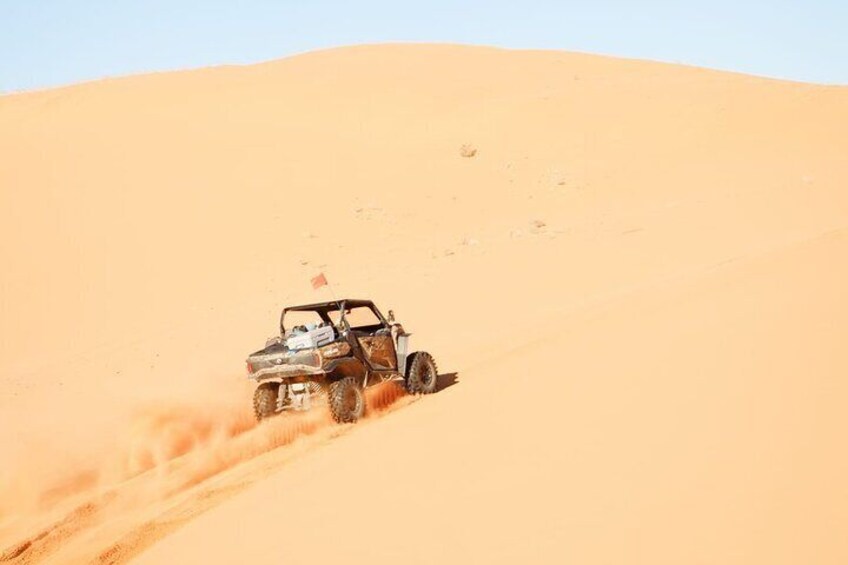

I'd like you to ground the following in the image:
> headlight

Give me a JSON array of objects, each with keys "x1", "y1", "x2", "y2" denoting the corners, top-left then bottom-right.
[{"x1": 320, "y1": 341, "x2": 351, "y2": 359}]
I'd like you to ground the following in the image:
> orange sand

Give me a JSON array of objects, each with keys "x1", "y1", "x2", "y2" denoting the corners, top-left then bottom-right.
[{"x1": 0, "y1": 44, "x2": 846, "y2": 564}]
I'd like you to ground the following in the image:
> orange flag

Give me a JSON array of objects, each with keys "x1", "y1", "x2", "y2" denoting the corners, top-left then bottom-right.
[{"x1": 311, "y1": 272, "x2": 328, "y2": 290}]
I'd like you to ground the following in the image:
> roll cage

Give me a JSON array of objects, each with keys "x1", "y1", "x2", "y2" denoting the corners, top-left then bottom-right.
[{"x1": 280, "y1": 299, "x2": 389, "y2": 335}]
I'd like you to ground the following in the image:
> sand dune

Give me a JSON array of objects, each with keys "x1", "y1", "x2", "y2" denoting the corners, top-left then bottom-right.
[{"x1": 0, "y1": 44, "x2": 846, "y2": 563}]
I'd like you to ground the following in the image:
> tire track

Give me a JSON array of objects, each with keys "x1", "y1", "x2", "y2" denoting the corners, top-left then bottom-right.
[{"x1": 1, "y1": 380, "x2": 414, "y2": 564}]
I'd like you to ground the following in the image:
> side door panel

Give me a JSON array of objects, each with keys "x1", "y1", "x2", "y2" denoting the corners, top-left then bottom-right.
[{"x1": 356, "y1": 332, "x2": 397, "y2": 370}]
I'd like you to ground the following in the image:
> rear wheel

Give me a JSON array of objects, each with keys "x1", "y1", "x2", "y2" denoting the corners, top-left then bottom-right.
[
  {"x1": 406, "y1": 352, "x2": 438, "y2": 394},
  {"x1": 253, "y1": 382, "x2": 279, "y2": 421},
  {"x1": 328, "y1": 377, "x2": 365, "y2": 423}
]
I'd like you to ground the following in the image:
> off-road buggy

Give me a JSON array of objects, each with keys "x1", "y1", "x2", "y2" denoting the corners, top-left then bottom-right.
[{"x1": 246, "y1": 299, "x2": 438, "y2": 423}]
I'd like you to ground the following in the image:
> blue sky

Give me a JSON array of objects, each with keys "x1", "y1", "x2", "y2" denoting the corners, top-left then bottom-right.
[{"x1": 2, "y1": 0, "x2": 846, "y2": 92}]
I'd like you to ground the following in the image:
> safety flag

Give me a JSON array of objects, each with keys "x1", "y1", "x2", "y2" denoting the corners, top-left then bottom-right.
[{"x1": 311, "y1": 272, "x2": 328, "y2": 290}]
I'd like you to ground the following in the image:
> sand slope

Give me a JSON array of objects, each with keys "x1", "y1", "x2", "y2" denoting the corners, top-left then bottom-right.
[
  {"x1": 0, "y1": 44, "x2": 846, "y2": 563},
  {"x1": 139, "y1": 229, "x2": 848, "y2": 565}
]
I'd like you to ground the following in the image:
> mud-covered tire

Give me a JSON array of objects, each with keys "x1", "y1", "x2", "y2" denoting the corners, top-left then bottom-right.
[
  {"x1": 328, "y1": 377, "x2": 365, "y2": 424},
  {"x1": 406, "y1": 352, "x2": 438, "y2": 394},
  {"x1": 253, "y1": 382, "x2": 279, "y2": 421}
]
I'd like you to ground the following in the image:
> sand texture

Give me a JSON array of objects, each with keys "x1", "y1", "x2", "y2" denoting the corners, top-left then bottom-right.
[{"x1": 1, "y1": 44, "x2": 847, "y2": 564}]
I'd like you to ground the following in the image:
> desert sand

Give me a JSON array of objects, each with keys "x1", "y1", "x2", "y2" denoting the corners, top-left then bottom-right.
[{"x1": 0, "y1": 44, "x2": 846, "y2": 564}]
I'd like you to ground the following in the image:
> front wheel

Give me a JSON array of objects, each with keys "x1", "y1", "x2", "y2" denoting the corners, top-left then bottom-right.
[
  {"x1": 406, "y1": 352, "x2": 438, "y2": 394},
  {"x1": 253, "y1": 382, "x2": 279, "y2": 421},
  {"x1": 328, "y1": 377, "x2": 365, "y2": 423}
]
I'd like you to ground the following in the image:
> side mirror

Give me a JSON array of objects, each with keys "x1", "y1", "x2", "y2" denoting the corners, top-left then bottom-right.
[{"x1": 387, "y1": 309, "x2": 395, "y2": 323}]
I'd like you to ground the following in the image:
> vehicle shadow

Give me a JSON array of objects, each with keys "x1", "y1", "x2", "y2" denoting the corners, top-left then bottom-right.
[{"x1": 436, "y1": 372, "x2": 459, "y2": 392}]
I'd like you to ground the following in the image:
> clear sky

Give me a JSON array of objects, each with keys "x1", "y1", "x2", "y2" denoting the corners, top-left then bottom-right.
[{"x1": 2, "y1": 0, "x2": 847, "y2": 92}]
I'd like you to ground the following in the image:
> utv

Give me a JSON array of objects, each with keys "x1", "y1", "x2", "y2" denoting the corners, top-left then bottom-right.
[{"x1": 246, "y1": 299, "x2": 438, "y2": 423}]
